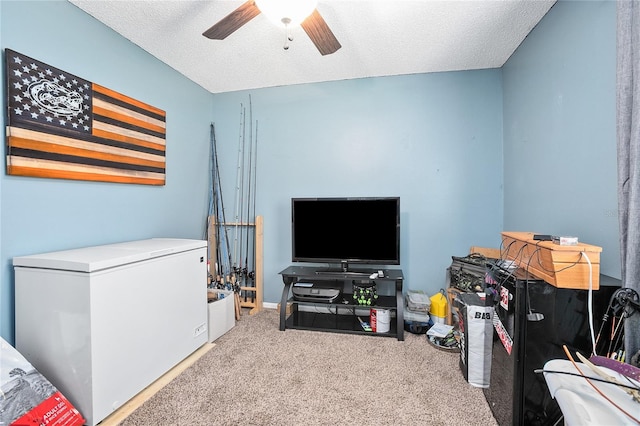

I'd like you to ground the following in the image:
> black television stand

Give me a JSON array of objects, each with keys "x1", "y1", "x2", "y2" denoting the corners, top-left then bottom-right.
[{"x1": 278, "y1": 265, "x2": 404, "y2": 341}]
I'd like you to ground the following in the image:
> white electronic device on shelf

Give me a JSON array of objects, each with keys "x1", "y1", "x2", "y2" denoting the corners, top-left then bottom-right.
[{"x1": 292, "y1": 281, "x2": 341, "y2": 303}]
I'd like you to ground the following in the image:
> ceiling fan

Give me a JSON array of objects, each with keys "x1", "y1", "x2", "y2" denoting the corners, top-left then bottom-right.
[{"x1": 202, "y1": 0, "x2": 341, "y2": 55}]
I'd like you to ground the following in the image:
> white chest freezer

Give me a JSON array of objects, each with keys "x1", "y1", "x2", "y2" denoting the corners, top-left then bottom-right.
[{"x1": 14, "y1": 238, "x2": 208, "y2": 426}]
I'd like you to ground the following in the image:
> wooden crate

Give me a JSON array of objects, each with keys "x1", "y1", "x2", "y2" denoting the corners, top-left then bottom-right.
[
  {"x1": 469, "y1": 246, "x2": 501, "y2": 259},
  {"x1": 501, "y1": 231, "x2": 601, "y2": 290}
]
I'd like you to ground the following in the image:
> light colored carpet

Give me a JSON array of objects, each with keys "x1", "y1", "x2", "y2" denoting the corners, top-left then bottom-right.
[{"x1": 119, "y1": 309, "x2": 498, "y2": 425}]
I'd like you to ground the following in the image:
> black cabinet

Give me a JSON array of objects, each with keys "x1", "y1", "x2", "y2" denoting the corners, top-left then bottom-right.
[
  {"x1": 279, "y1": 266, "x2": 404, "y2": 341},
  {"x1": 483, "y1": 269, "x2": 620, "y2": 425}
]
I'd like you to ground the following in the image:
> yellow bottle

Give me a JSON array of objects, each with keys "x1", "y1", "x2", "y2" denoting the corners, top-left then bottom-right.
[{"x1": 429, "y1": 290, "x2": 447, "y2": 323}]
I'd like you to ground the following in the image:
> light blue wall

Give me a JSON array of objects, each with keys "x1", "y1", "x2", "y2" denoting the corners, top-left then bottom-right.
[
  {"x1": 211, "y1": 73, "x2": 504, "y2": 304},
  {"x1": 503, "y1": 0, "x2": 619, "y2": 277},
  {"x1": 0, "y1": 1, "x2": 214, "y2": 343},
  {"x1": 2, "y1": 0, "x2": 614, "y2": 345}
]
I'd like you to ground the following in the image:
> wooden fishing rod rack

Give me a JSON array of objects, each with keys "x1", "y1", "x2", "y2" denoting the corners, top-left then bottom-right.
[{"x1": 208, "y1": 215, "x2": 263, "y2": 317}]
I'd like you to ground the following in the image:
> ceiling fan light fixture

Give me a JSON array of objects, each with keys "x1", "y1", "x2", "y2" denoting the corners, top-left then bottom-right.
[{"x1": 255, "y1": 0, "x2": 318, "y2": 28}]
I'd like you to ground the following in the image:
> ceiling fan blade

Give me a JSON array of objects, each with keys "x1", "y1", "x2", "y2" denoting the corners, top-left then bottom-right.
[
  {"x1": 301, "y1": 9, "x2": 341, "y2": 56},
  {"x1": 203, "y1": 0, "x2": 261, "y2": 40}
]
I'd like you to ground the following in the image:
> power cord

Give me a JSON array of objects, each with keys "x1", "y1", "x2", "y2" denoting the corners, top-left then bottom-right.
[
  {"x1": 487, "y1": 241, "x2": 526, "y2": 305},
  {"x1": 533, "y1": 242, "x2": 583, "y2": 274},
  {"x1": 499, "y1": 239, "x2": 516, "y2": 260},
  {"x1": 534, "y1": 368, "x2": 640, "y2": 392},
  {"x1": 524, "y1": 247, "x2": 545, "y2": 321},
  {"x1": 581, "y1": 251, "x2": 596, "y2": 355}
]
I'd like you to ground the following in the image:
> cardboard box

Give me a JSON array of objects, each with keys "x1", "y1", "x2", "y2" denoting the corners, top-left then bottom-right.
[
  {"x1": 277, "y1": 302, "x2": 293, "y2": 315},
  {"x1": 207, "y1": 289, "x2": 235, "y2": 342},
  {"x1": 501, "y1": 231, "x2": 601, "y2": 290}
]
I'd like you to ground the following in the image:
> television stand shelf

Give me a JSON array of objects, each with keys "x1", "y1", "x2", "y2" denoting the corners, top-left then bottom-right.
[{"x1": 278, "y1": 265, "x2": 404, "y2": 341}]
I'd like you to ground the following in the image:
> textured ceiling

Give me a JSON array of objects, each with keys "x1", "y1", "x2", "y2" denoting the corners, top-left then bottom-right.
[{"x1": 69, "y1": 0, "x2": 556, "y2": 94}]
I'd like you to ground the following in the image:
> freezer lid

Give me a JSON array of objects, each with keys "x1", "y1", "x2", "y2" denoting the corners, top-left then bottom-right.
[{"x1": 13, "y1": 238, "x2": 207, "y2": 272}]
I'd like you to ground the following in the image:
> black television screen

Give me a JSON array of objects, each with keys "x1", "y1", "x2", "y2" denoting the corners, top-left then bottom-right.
[{"x1": 291, "y1": 197, "x2": 400, "y2": 267}]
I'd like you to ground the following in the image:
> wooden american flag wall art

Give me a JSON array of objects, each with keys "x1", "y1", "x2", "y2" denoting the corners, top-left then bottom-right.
[{"x1": 5, "y1": 49, "x2": 166, "y2": 185}]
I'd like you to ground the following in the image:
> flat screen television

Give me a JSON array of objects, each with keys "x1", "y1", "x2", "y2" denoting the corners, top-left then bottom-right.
[{"x1": 291, "y1": 197, "x2": 400, "y2": 270}]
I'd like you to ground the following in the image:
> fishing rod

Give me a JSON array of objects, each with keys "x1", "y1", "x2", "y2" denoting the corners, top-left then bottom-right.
[
  {"x1": 215, "y1": 134, "x2": 232, "y2": 289},
  {"x1": 241, "y1": 96, "x2": 255, "y2": 301},
  {"x1": 208, "y1": 123, "x2": 220, "y2": 283},
  {"x1": 211, "y1": 123, "x2": 233, "y2": 289},
  {"x1": 232, "y1": 104, "x2": 245, "y2": 292},
  {"x1": 206, "y1": 123, "x2": 216, "y2": 283},
  {"x1": 249, "y1": 119, "x2": 258, "y2": 303},
  {"x1": 238, "y1": 103, "x2": 248, "y2": 298},
  {"x1": 244, "y1": 96, "x2": 255, "y2": 302}
]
